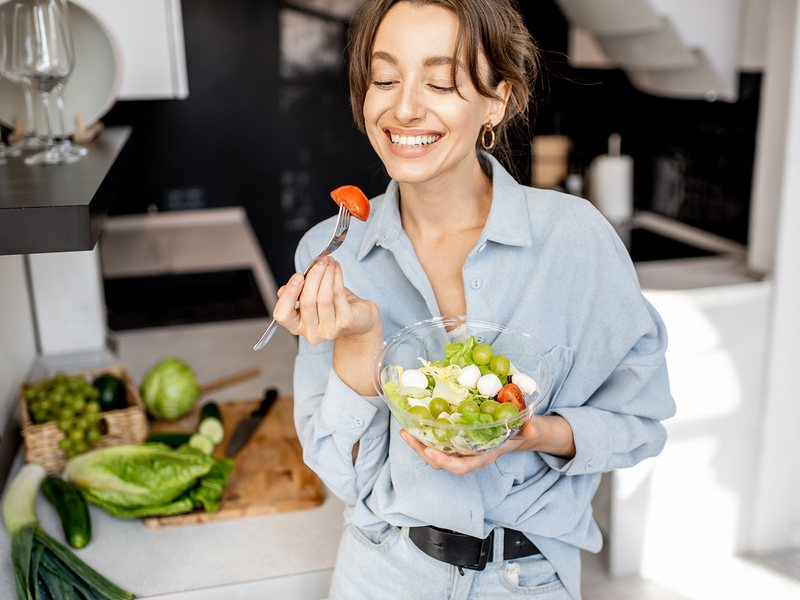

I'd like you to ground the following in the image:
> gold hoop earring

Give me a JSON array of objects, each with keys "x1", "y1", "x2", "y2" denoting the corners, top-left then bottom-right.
[{"x1": 481, "y1": 122, "x2": 495, "y2": 150}]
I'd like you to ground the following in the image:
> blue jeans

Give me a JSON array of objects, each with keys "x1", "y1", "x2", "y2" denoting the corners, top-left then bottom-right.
[{"x1": 328, "y1": 524, "x2": 574, "y2": 599}]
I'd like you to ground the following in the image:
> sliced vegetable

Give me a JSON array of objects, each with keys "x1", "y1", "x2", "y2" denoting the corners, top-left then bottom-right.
[
  {"x1": 42, "y1": 476, "x2": 92, "y2": 548},
  {"x1": 3, "y1": 463, "x2": 133, "y2": 600},
  {"x1": 189, "y1": 433, "x2": 215, "y2": 455},
  {"x1": 497, "y1": 382, "x2": 525, "y2": 410},
  {"x1": 198, "y1": 402, "x2": 225, "y2": 445},
  {"x1": 330, "y1": 185, "x2": 370, "y2": 221}
]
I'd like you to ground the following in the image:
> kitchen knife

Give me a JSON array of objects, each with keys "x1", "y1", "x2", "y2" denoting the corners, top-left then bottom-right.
[{"x1": 226, "y1": 388, "x2": 278, "y2": 457}]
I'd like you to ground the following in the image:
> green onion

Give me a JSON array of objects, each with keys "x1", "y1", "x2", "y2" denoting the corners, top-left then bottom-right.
[{"x1": 3, "y1": 463, "x2": 135, "y2": 600}]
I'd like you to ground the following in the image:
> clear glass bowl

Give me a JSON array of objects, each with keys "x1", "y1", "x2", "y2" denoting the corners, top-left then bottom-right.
[{"x1": 372, "y1": 315, "x2": 555, "y2": 456}]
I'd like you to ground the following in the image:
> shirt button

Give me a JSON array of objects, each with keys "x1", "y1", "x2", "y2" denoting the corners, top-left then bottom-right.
[
  {"x1": 586, "y1": 462, "x2": 594, "y2": 470},
  {"x1": 470, "y1": 279, "x2": 482, "y2": 289},
  {"x1": 354, "y1": 417, "x2": 365, "y2": 428}
]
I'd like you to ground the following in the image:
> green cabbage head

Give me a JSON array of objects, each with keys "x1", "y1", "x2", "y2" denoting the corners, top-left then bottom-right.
[{"x1": 140, "y1": 357, "x2": 201, "y2": 421}]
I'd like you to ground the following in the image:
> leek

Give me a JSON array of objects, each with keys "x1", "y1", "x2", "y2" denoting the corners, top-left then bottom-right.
[{"x1": 3, "y1": 463, "x2": 134, "y2": 600}]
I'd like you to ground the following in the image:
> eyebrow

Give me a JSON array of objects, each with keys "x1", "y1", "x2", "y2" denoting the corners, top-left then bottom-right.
[{"x1": 370, "y1": 51, "x2": 463, "y2": 69}]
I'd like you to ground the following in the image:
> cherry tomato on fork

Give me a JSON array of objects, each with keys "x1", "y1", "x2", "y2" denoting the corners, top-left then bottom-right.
[
  {"x1": 497, "y1": 382, "x2": 525, "y2": 411},
  {"x1": 330, "y1": 185, "x2": 370, "y2": 221}
]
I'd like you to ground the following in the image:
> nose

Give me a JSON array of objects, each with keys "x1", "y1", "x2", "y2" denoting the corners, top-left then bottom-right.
[{"x1": 393, "y1": 83, "x2": 425, "y2": 124}]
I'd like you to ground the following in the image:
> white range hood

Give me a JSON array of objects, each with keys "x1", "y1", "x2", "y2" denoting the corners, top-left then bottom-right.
[{"x1": 554, "y1": 0, "x2": 754, "y2": 102}]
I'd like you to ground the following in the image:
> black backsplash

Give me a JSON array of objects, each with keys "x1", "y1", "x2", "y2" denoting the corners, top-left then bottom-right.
[{"x1": 102, "y1": 0, "x2": 761, "y2": 285}]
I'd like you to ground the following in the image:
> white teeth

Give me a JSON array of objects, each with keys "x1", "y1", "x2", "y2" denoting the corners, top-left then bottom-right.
[{"x1": 390, "y1": 133, "x2": 440, "y2": 148}]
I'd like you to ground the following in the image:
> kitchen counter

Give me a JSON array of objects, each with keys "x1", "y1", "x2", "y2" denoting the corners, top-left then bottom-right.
[
  {"x1": 0, "y1": 127, "x2": 132, "y2": 255},
  {"x1": 0, "y1": 449, "x2": 345, "y2": 600}
]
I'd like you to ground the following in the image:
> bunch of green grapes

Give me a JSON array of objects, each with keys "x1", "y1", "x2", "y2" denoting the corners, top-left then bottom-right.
[{"x1": 24, "y1": 373, "x2": 103, "y2": 459}]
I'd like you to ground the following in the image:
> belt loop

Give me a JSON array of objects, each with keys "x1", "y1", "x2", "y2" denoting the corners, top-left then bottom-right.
[{"x1": 492, "y1": 527, "x2": 504, "y2": 564}]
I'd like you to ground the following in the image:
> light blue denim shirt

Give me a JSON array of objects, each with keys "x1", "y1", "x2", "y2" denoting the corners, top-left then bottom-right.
[{"x1": 292, "y1": 154, "x2": 676, "y2": 600}]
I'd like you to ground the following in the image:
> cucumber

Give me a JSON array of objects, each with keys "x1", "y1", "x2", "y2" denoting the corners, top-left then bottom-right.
[
  {"x1": 42, "y1": 476, "x2": 92, "y2": 549},
  {"x1": 198, "y1": 402, "x2": 224, "y2": 445},
  {"x1": 200, "y1": 402, "x2": 222, "y2": 422},
  {"x1": 189, "y1": 433, "x2": 215, "y2": 455},
  {"x1": 92, "y1": 374, "x2": 127, "y2": 412},
  {"x1": 145, "y1": 432, "x2": 193, "y2": 448}
]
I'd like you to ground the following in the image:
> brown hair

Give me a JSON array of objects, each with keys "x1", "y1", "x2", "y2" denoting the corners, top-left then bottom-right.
[{"x1": 347, "y1": 0, "x2": 540, "y2": 166}]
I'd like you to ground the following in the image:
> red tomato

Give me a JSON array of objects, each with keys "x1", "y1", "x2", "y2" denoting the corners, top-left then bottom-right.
[
  {"x1": 496, "y1": 383, "x2": 525, "y2": 410},
  {"x1": 330, "y1": 185, "x2": 370, "y2": 221}
]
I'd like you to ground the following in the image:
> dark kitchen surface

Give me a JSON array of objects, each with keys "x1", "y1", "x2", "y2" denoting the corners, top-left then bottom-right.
[
  {"x1": 104, "y1": 268, "x2": 269, "y2": 331},
  {"x1": 625, "y1": 228, "x2": 717, "y2": 263},
  {"x1": 99, "y1": 0, "x2": 760, "y2": 284}
]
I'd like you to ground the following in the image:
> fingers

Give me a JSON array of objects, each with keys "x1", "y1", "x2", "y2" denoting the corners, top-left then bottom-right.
[
  {"x1": 272, "y1": 272, "x2": 304, "y2": 327},
  {"x1": 399, "y1": 430, "x2": 489, "y2": 476}
]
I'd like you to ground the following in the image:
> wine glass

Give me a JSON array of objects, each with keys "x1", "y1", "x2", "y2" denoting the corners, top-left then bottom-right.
[
  {"x1": 51, "y1": 0, "x2": 85, "y2": 158},
  {"x1": 11, "y1": 0, "x2": 77, "y2": 165},
  {"x1": 0, "y1": 10, "x2": 22, "y2": 162}
]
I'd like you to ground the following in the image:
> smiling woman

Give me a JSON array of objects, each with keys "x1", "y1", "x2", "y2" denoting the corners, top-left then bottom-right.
[{"x1": 270, "y1": 1, "x2": 676, "y2": 599}]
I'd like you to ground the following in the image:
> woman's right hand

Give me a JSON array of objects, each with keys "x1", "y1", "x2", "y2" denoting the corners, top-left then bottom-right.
[
  {"x1": 273, "y1": 255, "x2": 380, "y2": 344},
  {"x1": 274, "y1": 256, "x2": 384, "y2": 397}
]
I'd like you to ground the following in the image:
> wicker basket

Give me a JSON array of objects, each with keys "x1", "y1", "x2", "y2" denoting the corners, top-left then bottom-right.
[{"x1": 19, "y1": 365, "x2": 149, "y2": 473}]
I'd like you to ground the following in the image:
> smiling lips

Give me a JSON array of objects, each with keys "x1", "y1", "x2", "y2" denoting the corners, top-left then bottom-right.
[{"x1": 389, "y1": 132, "x2": 441, "y2": 148}]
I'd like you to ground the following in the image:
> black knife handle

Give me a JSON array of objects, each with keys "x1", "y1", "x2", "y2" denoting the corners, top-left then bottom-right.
[{"x1": 253, "y1": 388, "x2": 278, "y2": 417}]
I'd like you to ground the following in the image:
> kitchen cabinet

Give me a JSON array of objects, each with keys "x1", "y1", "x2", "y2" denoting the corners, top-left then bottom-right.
[{"x1": 72, "y1": 0, "x2": 188, "y2": 100}]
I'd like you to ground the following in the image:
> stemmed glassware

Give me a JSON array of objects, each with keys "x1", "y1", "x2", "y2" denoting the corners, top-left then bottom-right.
[
  {"x1": 0, "y1": 10, "x2": 23, "y2": 163},
  {"x1": 52, "y1": 0, "x2": 85, "y2": 158},
  {"x1": 11, "y1": 0, "x2": 78, "y2": 165}
]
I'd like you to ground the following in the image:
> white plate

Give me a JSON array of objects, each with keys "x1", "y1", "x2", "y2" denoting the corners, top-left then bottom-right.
[{"x1": 0, "y1": 1, "x2": 121, "y2": 136}]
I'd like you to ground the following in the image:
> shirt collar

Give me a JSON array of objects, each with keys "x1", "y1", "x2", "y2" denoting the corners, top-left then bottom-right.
[{"x1": 356, "y1": 152, "x2": 531, "y2": 262}]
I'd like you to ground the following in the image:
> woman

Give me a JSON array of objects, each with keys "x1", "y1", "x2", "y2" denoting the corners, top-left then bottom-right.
[{"x1": 272, "y1": 1, "x2": 675, "y2": 598}]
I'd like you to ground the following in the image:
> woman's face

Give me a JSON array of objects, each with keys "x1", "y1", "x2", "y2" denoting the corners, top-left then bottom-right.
[{"x1": 363, "y1": 2, "x2": 508, "y2": 187}]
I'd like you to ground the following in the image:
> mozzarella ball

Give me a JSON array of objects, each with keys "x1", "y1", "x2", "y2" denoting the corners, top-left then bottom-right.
[
  {"x1": 400, "y1": 369, "x2": 428, "y2": 389},
  {"x1": 477, "y1": 373, "x2": 503, "y2": 397},
  {"x1": 457, "y1": 364, "x2": 481, "y2": 388},
  {"x1": 511, "y1": 373, "x2": 538, "y2": 395}
]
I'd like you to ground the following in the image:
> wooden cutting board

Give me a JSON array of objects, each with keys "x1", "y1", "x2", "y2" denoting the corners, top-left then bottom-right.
[{"x1": 142, "y1": 396, "x2": 323, "y2": 528}]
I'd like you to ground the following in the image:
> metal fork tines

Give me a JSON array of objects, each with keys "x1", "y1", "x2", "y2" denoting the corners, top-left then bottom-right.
[{"x1": 253, "y1": 204, "x2": 352, "y2": 351}]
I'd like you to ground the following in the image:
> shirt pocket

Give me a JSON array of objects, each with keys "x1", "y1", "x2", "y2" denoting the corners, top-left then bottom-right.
[{"x1": 535, "y1": 344, "x2": 575, "y2": 415}]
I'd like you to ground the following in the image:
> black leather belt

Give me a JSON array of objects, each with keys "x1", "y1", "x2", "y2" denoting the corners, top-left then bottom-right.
[{"x1": 408, "y1": 526, "x2": 539, "y2": 573}]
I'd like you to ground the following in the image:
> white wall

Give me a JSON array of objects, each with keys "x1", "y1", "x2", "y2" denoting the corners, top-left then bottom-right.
[{"x1": 0, "y1": 255, "x2": 37, "y2": 436}]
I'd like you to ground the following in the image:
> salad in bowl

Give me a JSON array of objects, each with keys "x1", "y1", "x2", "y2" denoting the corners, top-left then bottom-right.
[{"x1": 372, "y1": 316, "x2": 555, "y2": 456}]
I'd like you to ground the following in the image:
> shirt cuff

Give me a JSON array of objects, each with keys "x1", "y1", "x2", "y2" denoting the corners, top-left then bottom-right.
[
  {"x1": 319, "y1": 368, "x2": 389, "y2": 446},
  {"x1": 540, "y1": 408, "x2": 605, "y2": 475}
]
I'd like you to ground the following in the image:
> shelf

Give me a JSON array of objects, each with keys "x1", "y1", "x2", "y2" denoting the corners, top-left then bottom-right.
[{"x1": 0, "y1": 126, "x2": 132, "y2": 255}]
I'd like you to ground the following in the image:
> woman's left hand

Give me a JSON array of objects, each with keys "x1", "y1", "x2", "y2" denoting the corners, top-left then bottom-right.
[{"x1": 399, "y1": 415, "x2": 575, "y2": 476}]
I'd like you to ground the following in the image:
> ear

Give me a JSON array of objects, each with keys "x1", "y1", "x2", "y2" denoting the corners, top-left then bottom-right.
[{"x1": 486, "y1": 80, "x2": 512, "y2": 126}]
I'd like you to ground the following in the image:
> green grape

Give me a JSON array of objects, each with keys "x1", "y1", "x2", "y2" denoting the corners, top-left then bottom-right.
[
  {"x1": 54, "y1": 383, "x2": 67, "y2": 396},
  {"x1": 85, "y1": 400, "x2": 100, "y2": 414},
  {"x1": 84, "y1": 411, "x2": 99, "y2": 424},
  {"x1": 39, "y1": 399, "x2": 51, "y2": 412},
  {"x1": 23, "y1": 387, "x2": 37, "y2": 401},
  {"x1": 68, "y1": 428, "x2": 84, "y2": 442},
  {"x1": 50, "y1": 392, "x2": 63, "y2": 405},
  {"x1": 480, "y1": 400, "x2": 500, "y2": 416},
  {"x1": 494, "y1": 403, "x2": 519, "y2": 421},
  {"x1": 457, "y1": 399, "x2": 480, "y2": 413},
  {"x1": 71, "y1": 397, "x2": 86, "y2": 413},
  {"x1": 60, "y1": 407, "x2": 75, "y2": 420},
  {"x1": 408, "y1": 405, "x2": 432, "y2": 421},
  {"x1": 57, "y1": 419, "x2": 72, "y2": 432},
  {"x1": 428, "y1": 398, "x2": 450, "y2": 418},
  {"x1": 76, "y1": 417, "x2": 90, "y2": 430},
  {"x1": 472, "y1": 343, "x2": 494, "y2": 366},
  {"x1": 86, "y1": 387, "x2": 99, "y2": 400},
  {"x1": 73, "y1": 441, "x2": 88, "y2": 455},
  {"x1": 432, "y1": 418, "x2": 453, "y2": 441},
  {"x1": 58, "y1": 437, "x2": 73, "y2": 452},
  {"x1": 32, "y1": 410, "x2": 47, "y2": 424},
  {"x1": 86, "y1": 427, "x2": 102, "y2": 445},
  {"x1": 490, "y1": 355, "x2": 510, "y2": 376}
]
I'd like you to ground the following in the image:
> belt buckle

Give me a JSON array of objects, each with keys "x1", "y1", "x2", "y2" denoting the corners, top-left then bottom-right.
[{"x1": 463, "y1": 530, "x2": 493, "y2": 572}]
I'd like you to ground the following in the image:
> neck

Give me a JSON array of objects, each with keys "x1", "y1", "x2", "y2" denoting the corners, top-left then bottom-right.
[{"x1": 398, "y1": 153, "x2": 493, "y2": 238}]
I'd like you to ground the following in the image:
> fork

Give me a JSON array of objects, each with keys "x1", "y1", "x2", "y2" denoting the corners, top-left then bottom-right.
[{"x1": 253, "y1": 203, "x2": 352, "y2": 350}]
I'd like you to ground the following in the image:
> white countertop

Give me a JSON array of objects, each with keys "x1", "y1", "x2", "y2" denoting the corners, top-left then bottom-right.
[{"x1": 1, "y1": 450, "x2": 345, "y2": 600}]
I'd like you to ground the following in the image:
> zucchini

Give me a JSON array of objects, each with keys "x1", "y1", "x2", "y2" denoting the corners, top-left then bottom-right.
[
  {"x1": 92, "y1": 374, "x2": 127, "y2": 412},
  {"x1": 198, "y1": 402, "x2": 224, "y2": 445},
  {"x1": 41, "y1": 476, "x2": 91, "y2": 549},
  {"x1": 189, "y1": 433, "x2": 215, "y2": 455},
  {"x1": 145, "y1": 432, "x2": 193, "y2": 448},
  {"x1": 200, "y1": 402, "x2": 222, "y2": 422}
]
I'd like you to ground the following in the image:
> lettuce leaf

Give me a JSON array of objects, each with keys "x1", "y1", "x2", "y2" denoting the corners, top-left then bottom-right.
[{"x1": 442, "y1": 336, "x2": 479, "y2": 368}]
